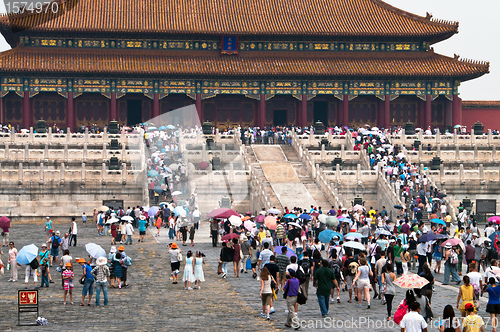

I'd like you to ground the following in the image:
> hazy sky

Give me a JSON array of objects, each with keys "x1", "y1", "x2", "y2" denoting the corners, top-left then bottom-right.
[{"x1": 0, "y1": 0, "x2": 496, "y2": 101}]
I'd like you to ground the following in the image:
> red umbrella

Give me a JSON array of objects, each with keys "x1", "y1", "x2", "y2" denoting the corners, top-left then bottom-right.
[
  {"x1": 221, "y1": 233, "x2": 239, "y2": 241},
  {"x1": 0, "y1": 216, "x2": 10, "y2": 230},
  {"x1": 311, "y1": 212, "x2": 320, "y2": 217},
  {"x1": 207, "y1": 208, "x2": 239, "y2": 219},
  {"x1": 264, "y1": 216, "x2": 277, "y2": 230}
]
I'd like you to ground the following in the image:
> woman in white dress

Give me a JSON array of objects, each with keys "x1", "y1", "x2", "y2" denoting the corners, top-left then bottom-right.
[
  {"x1": 193, "y1": 251, "x2": 206, "y2": 289},
  {"x1": 182, "y1": 251, "x2": 195, "y2": 290}
]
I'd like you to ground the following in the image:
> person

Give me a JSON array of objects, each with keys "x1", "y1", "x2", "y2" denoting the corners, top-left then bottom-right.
[
  {"x1": 444, "y1": 244, "x2": 461, "y2": 285},
  {"x1": 434, "y1": 241, "x2": 443, "y2": 274},
  {"x1": 91, "y1": 256, "x2": 110, "y2": 306},
  {"x1": 111, "y1": 221, "x2": 118, "y2": 245},
  {"x1": 119, "y1": 220, "x2": 126, "y2": 243},
  {"x1": 40, "y1": 258, "x2": 50, "y2": 288},
  {"x1": 419, "y1": 263, "x2": 435, "y2": 303},
  {"x1": 219, "y1": 241, "x2": 234, "y2": 279},
  {"x1": 457, "y1": 275, "x2": 474, "y2": 317},
  {"x1": 414, "y1": 288, "x2": 431, "y2": 323},
  {"x1": 70, "y1": 217, "x2": 78, "y2": 246},
  {"x1": 483, "y1": 277, "x2": 500, "y2": 332},
  {"x1": 343, "y1": 250, "x2": 357, "y2": 303},
  {"x1": 438, "y1": 305, "x2": 460, "y2": 332},
  {"x1": 381, "y1": 263, "x2": 396, "y2": 321},
  {"x1": 183, "y1": 250, "x2": 195, "y2": 290},
  {"x1": 298, "y1": 251, "x2": 312, "y2": 299},
  {"x1": 60, "y1": 233, "x2": 70, "y2": 253},
  {"x1": 193, "y1": 251, "x2": 206, "y2": 289},
  {"x1": 82, "y1": 212, "x2": 87, "y2": 228},
  {"x1": 192, "y1": 207, "x2": 200, "y2": 230},
  {"x1": 263, "y1": 256, "x2": 279, "y2": 314},
  {"x1": 45, "y1": 217, "x2": 53, "y2": 242},
  {"x1": 283, "y1": 269, "x2": 300, "y2": 329},
  {"x1": 8, "y1": 241, "x2": 18, "y2": 282},
  {"x1": 38, "y1": 244, "x2": 54, "y2": 284},
  {"x1": 62, "y1": 262, "x2": 74, "y2": 305},
  {"x1": 462, "y1": 303, "x2": 485, "y2": 332},
  {"x1": 168, "y1": 243, "x2": 181, "y2": 284},
  {"x1": 276, "y1": 246, "x2": 291, "y2": 290},
  {"x1": 78, "y1": 258, "x2": 94, "y2": 306},
  {"x1": 210, "y1": 219, "x2": 218, "y2": 247},
  {"x1": 352, "y1": 257, "x2": 373, "y2": 309},
  {"x1": 240, "y1": 235, "x2": 250, "y2": 274},
  {"x1": 112, "y1": 252, "x2": 123, "y2": 288},
  {"x1": 189, "y1": 224, "x2": 195, "y2": 246},
  {"x1": 48, "y1": 231, "x2": 61, "y2": 267},
  {"x1": 125, "y1": 221, "x2": 134, "y2": 245},
  {"x1": 467, "y1": 262, "x2": 483, "y2": 301},
  {"x1": 313, "y1": 259, "x2": 339, "y2": 317},
  {"x1": 400, "y1": 302, "x2": 428, "y2": 332},
  {"x1": 259, "y1": 266, "x2": 275, "y2": 321},
  {"x1": 258, "y1": 242, "x2": 273, "y2": 271},
  {"x1": 394, "y1": 238, "x2": 404, "y2": 276},
  {"x1": 155, "y1": 212, "x2": 162, "y2": 237},
  {"x1": 232, "y1": 238, "x2": 241, "y2": 278},
  {"x1": 24, "y1": 259, "x2": 39, "y2": 289},
  {"x1": 374, "y1": 251, "x2": 387, "y2": 299},
  {"x1": 2, "y1": 225, "x2": 9, "y2": 247},
  {"x1": 138, "y1": 216, "x2": 147, "y2": 243},
  {"x1": 275, "y1": 221, "x2": 284, "y2": 246},
  {"x1": 249, "y1": 239, "x2": 259, "y2": 279}
]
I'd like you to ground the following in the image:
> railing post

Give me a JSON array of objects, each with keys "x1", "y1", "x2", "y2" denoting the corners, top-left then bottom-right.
[
  {"x1": 102, "y1": 162, "x2": 106, "y2": 183},
  {"x1": 455, "y1": 145, "x2": 460, "y2": 161},
  {"x1": 459, "y1": 164, "x2": 464, "y2": 183},
  {"x1": 474, "y1": 144, "x2": 478, "y2": 160},
  {"x1": 321, "y1": 144, "x2": 325, "y2": 162},
  {"x1": 202, "y1": 143, "x2": 207, "y2": 161},
  {"x1": 356, "y1": 164, "x2": 361, "y2": 182},
  {"x1": 439, "y1": 164, "x2": 444, "y2": 182},
  {"x1": 436, "y1": 129, "x2": 441, "y2": 145},
  {"x1": 341, "y1": 145, "x2": 345, "y2": 160},
  {"x1": 60, "y1": 162, "x2": 65, "y2": 182},
  {"x1": 122, "y1": 162, "x2": 127, "y2": 183},
  {"x1": 488, "y1": 129, "x2": 493, "y2": 145},
  {"x1": 39, "y1": 162, "x2": 44, "y2": 182},
  {"x1": 81, "y1": 162, "x2": 86, "y2": 181},
  {"x1": 4, "y1": 143, "x2": 8, "y2": 160},
  {"x1": 493, "y1": 145, "x2": 497, "y2": 160},
  {"x1": 18, "y1": 162, "x2": 23, "y2": 183},
  {"x1": 480, "y1": 164, "x2": 484, "y2": 183}
]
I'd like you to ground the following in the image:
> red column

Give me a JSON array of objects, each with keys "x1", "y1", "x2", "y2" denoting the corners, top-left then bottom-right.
[
  {"x1": 0, "y1": 95, "x2": 3, "y2": 125},
  {"x1": 425, "y1": 95, "x2": 432, "y2": 128},
  {"x1": 342, "y1": 95, "x2": 349, "y2": 126},
  {"x1": 301, "y1": 95, "x2": 307, "y2": 127},
  {"x1": 337, "y1": 99, "x2": 342, "y2": 125},
  {"x1": 452, "y1": 95, "x2": 462, "y2": 126},
  {"x1": 258, "y1": 94, "x2": 266, "y2": 127},
  {"x1": 23, "y1": 91, "x2": 31, "y2": 129},
  {"x1": 67, "y1": 92, "x2": 74, "y2": 131},
  {"x1": 384, "y1": 95, "x2": 390, "y2": 129},
  {"x1": 110, "y1": 92, "x2": 117, "y2": 121},
  {"x1": 195, "y1": 93, "x2": 202, "y2": 123},
  {"x1": 417, "y1": 98, "x2": 425, "y2": 129}
]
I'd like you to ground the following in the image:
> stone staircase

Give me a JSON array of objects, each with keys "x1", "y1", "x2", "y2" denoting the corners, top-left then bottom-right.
[
  {"x1": 245, "y1": 146, "x2": 283, "y2": 212},
  {"x1": 281, "y1": 145, "x2": 332, "y2": 210}
]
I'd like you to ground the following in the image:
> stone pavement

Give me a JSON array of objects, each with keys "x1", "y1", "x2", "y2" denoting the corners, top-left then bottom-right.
[{"x1": 0, "y1": 220, "x2": 493, "y2": 331}]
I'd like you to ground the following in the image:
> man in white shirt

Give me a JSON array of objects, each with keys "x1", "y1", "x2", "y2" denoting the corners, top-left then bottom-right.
[
  {"x1": 192, "y1": 207, "x2": 201, "y2": 230},
  {"x1": 70, "y1": 217, "x2": 78, "y2": 247},
  {"x1": 125, "y1": 221, "x2": 134, "y2": 245},
  {"x1": 485, "y1": 223, "x2": 496, "y2": 238},
  {"x1": 400, "y1": 302, "x2": 428, "y2": 332},
  {"x1": 485, "y1": 259, "x2": 500, "y2": 284},
  {"x1": 416, "y1": 241, "x2": 429, "y2": 274}
]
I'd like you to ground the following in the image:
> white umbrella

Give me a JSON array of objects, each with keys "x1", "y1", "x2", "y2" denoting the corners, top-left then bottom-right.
[
  {"x1": 85, "y1": 243, "x2": 106, "y2": 259},
  {"x1": 374, "y1": 228, "x2": 392, "y2": 236},
  {"x1": 318, "y1": 214, "x2": 327, "y2": 223},
  {"x1": 352, "y1": 204, "x2": 364, "y2": 212},
  {"x1": 171, "y1": 191, "x2": 182, "y2": 196},
  {"x1": 169, "y1": 163, "x2": 179, "y2": 171},
  {"x1": 288, "y1": 222, "x2": 302, "y2": 229},
  {"x1": 105, "y1": 218, "x2": 120, "y2": 224},
  {"x1": 121, "y1": 216, "x2": 134, "y2": 221},
  {"x1": 267, "y1": 208, "x2": 281, "y2": 215},
  {"x1": 343, "y1": 241, "x2": 365, "y2": 251},
  {"x1": 229, "y1": 215, "x2": 242, "y2": 227},
  {"x1": 99, "y1": 205, "x2": 109, "y2": 212}
]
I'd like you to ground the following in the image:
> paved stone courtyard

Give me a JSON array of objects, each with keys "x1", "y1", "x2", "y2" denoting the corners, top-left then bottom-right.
[{"x1": 0, "y1": 221, "x2": 491, "y2": 331}]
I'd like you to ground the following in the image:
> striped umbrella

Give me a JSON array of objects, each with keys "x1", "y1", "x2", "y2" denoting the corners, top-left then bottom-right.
[{"x1": 394, "y1": 274, "x2": 430, "y2": 289}]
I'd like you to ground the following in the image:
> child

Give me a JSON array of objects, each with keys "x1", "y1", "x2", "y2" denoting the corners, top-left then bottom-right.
[
  {"x1": 193, "y1": 251, "x2": 206, "y2": 289},
  {"x1": 62, "y1": 262, "x2": 74, "y2": 305},
  {"x1": 182, "y1": 250, "x2": 195, "y2": 290},
  {"x1": 462, "y1": 302, "x2": 485, "y2": 332},
  {"x1": 40, "y1": 258, "x2": 49, "y2": 288},
  {"x1": 82, "y1": 212, "x2": 87, "y2": 228}
]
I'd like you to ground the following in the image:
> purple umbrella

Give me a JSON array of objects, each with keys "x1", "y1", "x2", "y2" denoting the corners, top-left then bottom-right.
[{"x1": 274, "y1": 246, "x2": 296, "y2": 258}]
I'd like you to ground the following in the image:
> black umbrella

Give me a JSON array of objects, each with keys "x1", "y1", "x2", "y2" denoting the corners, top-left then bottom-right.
[
  {"x1": 418, "y1": 233, "x2": 440, "y2": 243},
  {"x1": 394, "y1": 205, "x2": 403, "y2": 209}
]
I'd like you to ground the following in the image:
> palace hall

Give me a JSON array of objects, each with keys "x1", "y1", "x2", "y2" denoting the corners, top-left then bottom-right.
[{"x1": 0, "y1": 0, "x2": 490, "y2": 130}]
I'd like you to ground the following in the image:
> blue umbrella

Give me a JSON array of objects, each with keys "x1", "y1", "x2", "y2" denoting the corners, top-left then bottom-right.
[
  {"x1": 274, "y1": 246, "x2": 296, "y2": 258},
  {"x1": 299, "y1": 214, "x2": 311, "y2": 220},
  {"x1": 166, "y1": 125, "x2": 175, "y2": 130},
  {"x1": 418, "y1": 233, "x2": 440, "y2": 243},
  {"x1": 318, "y1": 229, "x2": 343, "y2": 243},
  {"x1": 153, "y1": 186, "x2": 163, "y2": 193},
  {"x1": 16, "y1": 244, "x2": 38, "y2": 265},
  {"x1": 430, "y1": 218, "x2": 446, "y2": 226},
  {"x1": 394, "y1": 205, "x2": 403, "y2": 209},
  {"x1": 159, "y1": 126, "x2": 167, "y2": 130},
  {"x1": 148, "y1": 170, "x2": 159, "y2": 177},
  {"x1": 148, "y1": 206, "x2": 160, "y2": 216},
  {"x1": 284, "y1": 214, "x2": 298, "y2": 220},
  {"x1": 173, "y1": 206, "x2": 185, "y2": 217}
]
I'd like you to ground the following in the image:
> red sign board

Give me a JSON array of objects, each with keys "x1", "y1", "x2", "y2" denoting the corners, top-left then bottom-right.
[{"x1": 19, "y1": 291, "x2": 37, "y2": 305}]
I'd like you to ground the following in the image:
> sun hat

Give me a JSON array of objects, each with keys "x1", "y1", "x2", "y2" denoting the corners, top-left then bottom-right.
[
  {"x1": 55, "y1": 231, "x2": 60, "y2": 236},
  {"x1": 445, "y1": 244, "x2": 452, "y2": 249},
  {"x1": 41, "y1": 243, "x2": 47, "y2": 248},
  {"x1": 96, "y1": 257, "x2": 107, "y2": 266},
  {"x1": 46, "y1": 217, "x2": 50, "y2": 219},
  {"x1": 140, "y1": 216, "x2": 146, "y2": 220},
  {"x1": 65, "y1": 263, "x2": 72, "y2": 268},
  {"x1": 265, "y1": 230, "x2": 271, "y2": 237},
  {"x1": 118, "y1": 246, "x2": 125, "y2": 251},
  {"x1": 76, "y1": 258, "x2": 86, "y2": 263},
  {"x1": 473, "y1": 233, "x2": 478, "y2": 237},
  {"x1": 171, "y1": 243, "x2": 178, "y2": 249},
  {"x1": 110, "y1": 246, "x2": 117, "y2": 254}
]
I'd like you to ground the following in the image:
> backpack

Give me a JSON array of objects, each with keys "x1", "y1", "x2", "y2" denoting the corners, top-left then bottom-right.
[
  {"x1": 51, "y1": 236, "x2": 60, "y2": 249},
  {"x1": 331, "y1": 263, "x2": 342, "y2": 281},
  {"x1": 30, "y1": 258, "x2": 40, "y2": 270},
  {"x1": 348, "y1": 262, "x2": 359, "y2": 276},
  {"x1": 299, "y1": 259, "x2": 311, "y2": 277},
  {"x1": 126, "y1": 256, "x2": 132, "y2": 266},
  {"x1": 295, "y1": 267, "x2": 307, "y2": 284},
  {"x1": 394, "y1": 300, "x2": 409, "y2": 325},
  {"x1": 449, "y1": 250, "x2": 459, "y2": 264}
]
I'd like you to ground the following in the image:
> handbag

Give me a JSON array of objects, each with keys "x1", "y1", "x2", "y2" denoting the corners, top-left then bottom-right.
[
  {"x1": 177, "y1": 252, "x2": 183, "y2": 262},
  {"x1": 283, "y1": 280, "x2": 289, "y2": 299},
  {"x1": 217, "y1": 261, "x2": 222, "y2": 275},
  {"x1": 425, "y1": 297, "x2": 433, "y2": 319},
  {"x1": 297, "y1": 290, "x2": 307, "y2": 305},
  {"x1": 79, "y1": 276, "x2": 86, "y2": 285}
]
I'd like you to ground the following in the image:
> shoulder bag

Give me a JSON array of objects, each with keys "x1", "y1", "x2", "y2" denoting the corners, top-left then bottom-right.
[{"x1": 177, "y1": 251, "x2": 183, "y2": 262}]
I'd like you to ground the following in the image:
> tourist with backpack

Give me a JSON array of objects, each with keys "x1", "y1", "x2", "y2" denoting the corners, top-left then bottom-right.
[
  {"x1": 313, "y1": 259, "x2": 339, "y2": 317},
  {"x1": 48, "y1": 231, "x2": 62, "y2": 267},
  {"x1": 298, "y1": 251, "x2": 311, "y2": 298},
  {"x1": 443, "y1": 244, "x2": 461, "y2": 285},
  {"x1": 343, "y1": 250, "x2": 357, "y2": 303},
  {"x1": 329, "y1": 251, "x2": 343, "y2": 303}
]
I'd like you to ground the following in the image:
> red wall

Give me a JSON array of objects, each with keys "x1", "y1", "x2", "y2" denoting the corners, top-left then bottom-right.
[{"x1": 462, "y1": 107, "x2": 500, "y2": 131}]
